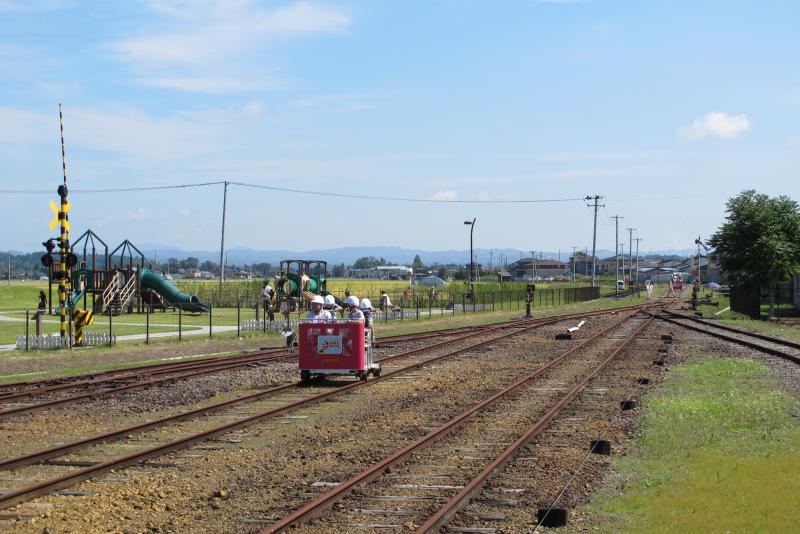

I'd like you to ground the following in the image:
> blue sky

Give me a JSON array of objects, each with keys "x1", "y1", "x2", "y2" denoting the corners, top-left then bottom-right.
[{"x1": 1, "y1": 0, "x2": 799, "y2": 259}]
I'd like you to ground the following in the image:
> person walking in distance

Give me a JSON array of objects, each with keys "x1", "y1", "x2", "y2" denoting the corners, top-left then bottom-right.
[{"x1": 262, "y1": 281, "x2": 275, "y2": 321}]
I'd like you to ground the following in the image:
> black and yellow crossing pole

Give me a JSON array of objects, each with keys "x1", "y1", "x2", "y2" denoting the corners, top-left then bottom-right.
[{"x1": 54, "y1": 104, "x2": 72, "y2": 343}]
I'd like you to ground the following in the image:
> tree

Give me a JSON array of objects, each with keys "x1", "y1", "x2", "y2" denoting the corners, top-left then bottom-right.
[
  {"x1": 437, "y1": 266, "x2": 447, "y2": 279},
  {"x1": 353, "y1": 256, "x2": 386, "y2": 269},
  {"x1": 200, "y1": 260, "x2": 219, "y2": 274},
  {"x1": 411, "y1": 254, "x2": 424, "y2": 270},
  {"x1": 180, "y1": 257, "x2": 200, "y2": 270},
  {"x1": 710, "y1": 190, "x2": 800, "y2": 318},
  {"x1": 331, "y1": 263, "x2": 346, "y2": 277}
]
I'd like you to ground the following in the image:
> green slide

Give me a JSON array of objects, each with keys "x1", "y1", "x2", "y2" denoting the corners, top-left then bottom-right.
[{"x1": 140, "y1": 268, "x2": 210, "y2": 313}]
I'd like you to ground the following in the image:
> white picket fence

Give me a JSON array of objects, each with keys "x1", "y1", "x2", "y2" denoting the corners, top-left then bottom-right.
[{"x1": 16, "y1": 332, "x2": 117, "y2": 350}]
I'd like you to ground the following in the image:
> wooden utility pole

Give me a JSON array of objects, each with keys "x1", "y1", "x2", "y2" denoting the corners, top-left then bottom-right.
[{"x1": 585, "y1": 195, "x2": 603, "y2": 287}]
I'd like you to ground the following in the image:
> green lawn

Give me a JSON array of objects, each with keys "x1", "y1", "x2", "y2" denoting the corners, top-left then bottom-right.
[{"x1": 579, "y1": 356, "x2": 800, "y2": 533}]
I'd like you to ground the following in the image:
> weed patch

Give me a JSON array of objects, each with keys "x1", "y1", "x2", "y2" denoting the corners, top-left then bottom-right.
[{"x1": 584, "y1": 357, "x2": 800, "y2": 533}]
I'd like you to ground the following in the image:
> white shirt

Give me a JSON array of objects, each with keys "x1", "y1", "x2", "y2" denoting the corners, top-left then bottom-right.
[
  {"x1": 306, "y1": 309, "x2": 332, "y2": 321},
  {"x1": 262, "y1": 285, "x2": 274, "y2": 299},
  {"x1": 380, "y1": 294, "x2": 392, "y2": 307}
]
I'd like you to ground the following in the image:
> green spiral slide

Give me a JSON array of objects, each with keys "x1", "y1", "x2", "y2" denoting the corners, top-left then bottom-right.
[{"x1": 140, "y1": 268, "x2": 210, "y2": 313}]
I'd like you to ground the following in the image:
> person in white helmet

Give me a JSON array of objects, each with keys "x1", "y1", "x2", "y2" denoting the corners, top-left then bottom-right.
[
  {"x1": 323, "y1": 294, "x2": 341, "y2": 318},
  {"x1": 306, "y1": 295, "x2": 332, "y2": 321},
  {"x1": 360, "y1": 297, "x2": 375, "y2": 345},
  {"x1": 345, "y1": 295, "x2": 364, "y2": 321}
]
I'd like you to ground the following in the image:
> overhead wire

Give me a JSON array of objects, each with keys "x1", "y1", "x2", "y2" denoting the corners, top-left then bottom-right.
[
  {"x1": 227, "y1": 181, "x2": 584, "y2": 203},
  {"x1": 1, "y1": 180, "x2": 585, "y2": 204},
  {"x1": 0, "y1": 181, "x2": 226, "y2": 194}
]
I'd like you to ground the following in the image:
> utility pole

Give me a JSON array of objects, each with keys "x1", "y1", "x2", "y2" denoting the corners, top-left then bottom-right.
[
  {"x1": 571, "y1": 246, "x2": 577, "y2": 284},
  {"x1": 611, "y1": 215, "x2": 623, "y2": 293},
  {"x1": 635, "y1": 237, "x2": 642, "y2": 286},
  {"x1": 6, "y1": 251, "x2": 9, "y2": 286},
  {"x1": 585, "y1": 195, "x2": 603, "y2": 287},
  {"x1": 626, "y1": 227, "x2": 636, "y2": 283},
  {"x1": 219, "y1": 181, "x2": 229, "y2": 290},
  {"x1": 531, "y1": 251, "x2": 535, "y2": 281}
]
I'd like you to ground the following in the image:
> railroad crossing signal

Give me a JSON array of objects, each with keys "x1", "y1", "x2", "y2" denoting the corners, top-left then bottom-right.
[{"x1": 49, "y1": 200, "x2": 71, "y2": 231}]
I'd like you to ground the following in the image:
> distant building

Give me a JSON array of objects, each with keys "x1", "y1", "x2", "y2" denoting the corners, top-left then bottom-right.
[
  {"x1": 350, "y1": 265, "x2": 413, "y2": 279},
  {"x1": 568, "y1": 254, "x2": 598, "y2": 276},
  {"x1": 508, "y1": 258, "x2": 568, "y2": 281},
  {"x1": 597, "y1": 255, "x2": 632, "y2": 275}
]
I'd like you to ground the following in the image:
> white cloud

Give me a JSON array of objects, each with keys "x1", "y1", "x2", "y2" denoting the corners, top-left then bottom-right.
[
  {"x1": 427, "y1": 190, "x2": 458, "y2": 201},
  {"x1": 679, "y1": 112, "x2": 750, "y2": 140},
  {"x1": 0, "y1": 103, "x2": 273, "y2": 164},
  {"x1": 139, "y1": 76, "x2": 281, "y2": 93},
  {"x1": 0, "y1": 107, "x2": 51, "y2": 142},
  {"x1": 240, "y1": 101, "x2": 264, "y2": 118},
  {"x1": 131, "y1": 207, "x2": 147, "y2": 220},
  {"x1": 290, "y1": 93, "x2": 375, "y2": 112},
  {"x1": 109, "y1": 1, "x2": 351, "y2": 68},
  {"x1": 477, "y1": 191, "x2": 491, "y2": 201},
  {"x1": 179, "y1": 207, "x2": 192, "y2": 217}
]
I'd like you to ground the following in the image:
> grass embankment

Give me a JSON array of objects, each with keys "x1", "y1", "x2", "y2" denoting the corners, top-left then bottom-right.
[
  {"x1": 581, "y1": 357, "x2": 800, "y2": 533},
  {"x1": 693, "y1": 292, "x2": 800, "y2": 341}
]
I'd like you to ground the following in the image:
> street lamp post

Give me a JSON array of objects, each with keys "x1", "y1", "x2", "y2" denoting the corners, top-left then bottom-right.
[{"x1": 464, "y1": 218, "x2": 476, "y2": 282}]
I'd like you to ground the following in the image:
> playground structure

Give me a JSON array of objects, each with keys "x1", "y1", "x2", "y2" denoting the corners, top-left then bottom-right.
[
  {"x1": 273, "y1": 259, "x2": 345, "y2": 344},
  {"x1": 275, "y1": 259, "x2": 344, "y2": 308},
  {"x1": 64, "y1": 230, "x2": 210, "y2": 317},
  {"x1": 37, "y1": 226, "x2": 209, "y2": 348},
  {"x1": 34, "y1": 106, "x2": 208, "y2": 348}
]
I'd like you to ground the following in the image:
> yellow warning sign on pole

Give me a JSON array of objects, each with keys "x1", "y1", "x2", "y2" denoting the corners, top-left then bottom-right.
[{"x1": 49, "y1": 200, "x2": 70, "y2": 231}]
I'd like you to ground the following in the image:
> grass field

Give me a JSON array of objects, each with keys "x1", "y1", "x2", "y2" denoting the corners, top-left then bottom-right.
[{"x1": 578, "y1": 356, "x2": 800, "y2": 533}]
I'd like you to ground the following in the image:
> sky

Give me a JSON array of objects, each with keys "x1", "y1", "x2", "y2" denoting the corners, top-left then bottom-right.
[{"x1": 1, "y1": 0, "x2": 799, "y2": 260}]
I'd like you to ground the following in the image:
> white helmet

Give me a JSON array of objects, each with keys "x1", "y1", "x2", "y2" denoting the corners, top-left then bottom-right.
[
  {"x1": 324, "y1": 295, "x2": 336, "y2": 306},
  {"x1": 360, "y1": 297, "x2": 372, "y2": 309},
  {"x1": 310, "y1": 295, "x2": 325, "y2": 305},
  {"x1": 345, "y1": 296, "x2": 359, "y2": 307}
]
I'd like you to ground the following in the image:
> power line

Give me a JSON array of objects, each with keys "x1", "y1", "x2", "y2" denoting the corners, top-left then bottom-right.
[
  {"x1": 228, "y1": 181, "x2": 584, "y2": 203},
  {"x1": 1, "y1": 179, "x2": 585, "y2": 204},
  {"x1": 0, "y1": 181, "x2": 226, "y2": 194}
]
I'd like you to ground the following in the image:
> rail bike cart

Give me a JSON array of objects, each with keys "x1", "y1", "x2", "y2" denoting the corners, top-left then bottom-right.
[{"x1": 298, "y1": 319, "x2": 381, "y2": 382}]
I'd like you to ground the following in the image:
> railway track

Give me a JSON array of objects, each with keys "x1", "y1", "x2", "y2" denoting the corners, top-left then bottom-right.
[
  {"x1": 0, "y1": 323, "x2": 512, "y2": 398},
  {"x1": 0, "y1": 321, "x2": 535, "y2": 419},
  {"x1": 657, "y1": 311, "x2": 800, "y2": 365},
  {"x1": 0, "y1": 311, "x2": 597, "y2": 512},
  {"x1": 260, "y1": 308, "x2": 659, "y2": 532},
  {"x1": 0, "y1": 306, "x2": 651, "y2": 419}
]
